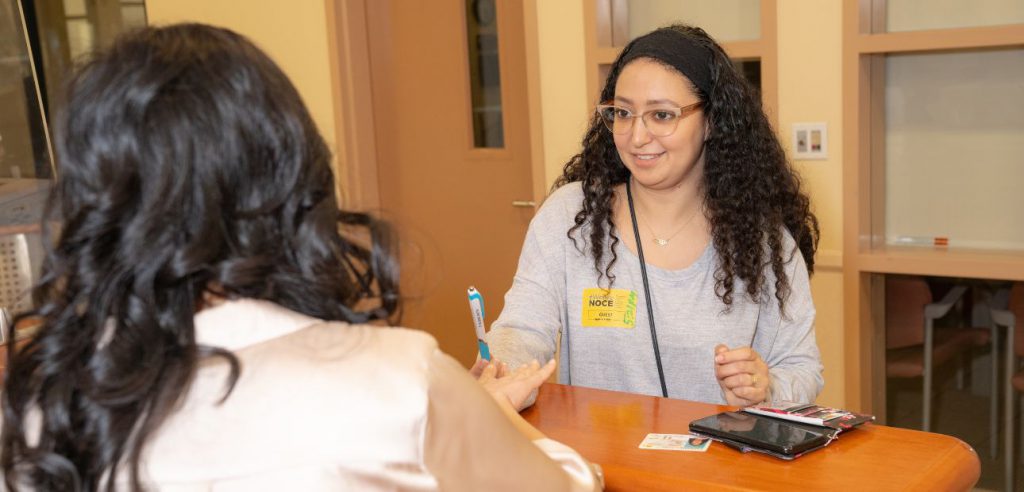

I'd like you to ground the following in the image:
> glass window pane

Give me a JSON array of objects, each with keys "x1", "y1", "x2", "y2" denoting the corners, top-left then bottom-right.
[
  {"x1": 884, "y1": 48, "x2": 1024, "y2": 251},
  {"x1": 621, "y1": 0, "x2": 760, "y2": 44},
  {"x1": 883, "y1": 0, "x2": 1024, "y2": 33},
  {"x1": 62, "y1": 0, "x2": 87, "y2": 17},
  {"x1": 27, "y1": 0, "x2": 147, "y2": 130},
  {"x1": 733, "y1": 58, "x2": 760, "y2": 95},
  {"x1": 120, "y1": 4, "x2": 147, "y2": 28},
  {"x1": 466, "y1": 0, "x2": 503, "y2": 148},
  {"x1": 0, "y1": 0, "x2": 52, "y2": 180},
  {"x1": 66, "y1": 18, "x2": 95, "y2": 61}
]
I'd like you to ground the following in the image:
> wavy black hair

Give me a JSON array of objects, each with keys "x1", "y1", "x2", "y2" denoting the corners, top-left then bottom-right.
[
  {"x1": 556, "y1": 24, "x2": 819, "y2": 312},
  {"x1": 1, "y1": 24, "x2": 399, "y2": 491}
]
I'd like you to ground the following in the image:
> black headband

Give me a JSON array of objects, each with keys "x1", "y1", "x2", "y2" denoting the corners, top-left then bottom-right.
[{"x1": 617, "y1": 28, "x2": 712, "y2": 96}]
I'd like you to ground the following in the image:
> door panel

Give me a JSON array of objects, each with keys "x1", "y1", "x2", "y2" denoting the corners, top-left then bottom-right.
[{"x1": 366, "y1": 0, "x2": 533, "y2": 367}]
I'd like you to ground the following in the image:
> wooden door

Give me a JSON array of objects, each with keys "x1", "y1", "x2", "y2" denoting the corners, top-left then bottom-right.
[{"x1": 364, "y1": 0, "x2": 534, "y2": 367}]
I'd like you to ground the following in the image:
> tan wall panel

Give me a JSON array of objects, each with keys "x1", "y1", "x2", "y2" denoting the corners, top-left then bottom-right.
[
  {"x1": 146, "y1": 0, "x2": 339, "y2": 165},
  {"x1": 777, "y1": 0, "x2": 845, "y2": 406},
  {"x1": 533, "y1": 1, "x2": 590, "y2": 189}
]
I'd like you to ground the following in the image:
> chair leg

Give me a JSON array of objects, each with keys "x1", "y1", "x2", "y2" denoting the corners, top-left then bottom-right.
[
  {"x1": 1007, "y1": 366, "x2": 1017, "y2": 492},
  {"x1": 923, "y1": 372, "x2": 932, "y2": 432},
  {"x1": 924, "y1": 319, "x2": 934, "y2": 432},
  {"x1": 956, "y1": 353, "x2": 966, "y2": 390},
  {"x1": 1007, "y1": 392, "x2": 1017, "y2": 492},
  {"x1": 990, "y1": 325, "x2": 999, "y2": 458}
]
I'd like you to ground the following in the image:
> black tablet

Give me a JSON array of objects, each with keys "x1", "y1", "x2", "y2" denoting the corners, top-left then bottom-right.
[{"x1": 689, "y1": 411, "x2": 832, "y2": 457}]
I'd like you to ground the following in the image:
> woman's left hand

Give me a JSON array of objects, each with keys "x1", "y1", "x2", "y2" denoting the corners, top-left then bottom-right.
[{"x1": 713, "y1": 344, "x2": 770, "y2": 407}]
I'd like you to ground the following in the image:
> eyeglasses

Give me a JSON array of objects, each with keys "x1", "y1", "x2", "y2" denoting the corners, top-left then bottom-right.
[{"x1": 595, "y1": 101, "x2": 703, "y2": 137}]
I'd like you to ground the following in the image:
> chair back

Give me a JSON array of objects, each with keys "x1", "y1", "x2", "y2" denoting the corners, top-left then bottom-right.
[
  {"x1": 886, "y1": 276, "x2": 932, "y2": 349},
  {"x1": 1007, "y1": 282, "x2": 1024, "y2": 357}
]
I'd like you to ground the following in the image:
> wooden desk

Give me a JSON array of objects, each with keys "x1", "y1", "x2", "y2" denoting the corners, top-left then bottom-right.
[{"x1": 522, "y1": 384, "x2": 980, "y2": 491}]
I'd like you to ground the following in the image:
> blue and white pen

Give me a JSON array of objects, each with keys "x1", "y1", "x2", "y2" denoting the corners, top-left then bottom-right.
[{"x1": 467, "y1": 286, "x2": 491, "y2": 361}]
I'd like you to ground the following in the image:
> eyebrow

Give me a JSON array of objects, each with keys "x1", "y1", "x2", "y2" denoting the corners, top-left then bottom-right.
[{"x1": 614, "y1": 96, "x2": 683, "y2": 106}]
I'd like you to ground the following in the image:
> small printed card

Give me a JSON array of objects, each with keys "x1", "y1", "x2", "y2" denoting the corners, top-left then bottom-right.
[{"x1": 638, "y1": 433, "x2": 712, "y2": 452}]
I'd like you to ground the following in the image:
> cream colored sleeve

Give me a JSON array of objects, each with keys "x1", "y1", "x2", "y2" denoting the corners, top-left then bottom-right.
[{"x1": 423, "y1": 350, "x2": 601, "y2": 491}]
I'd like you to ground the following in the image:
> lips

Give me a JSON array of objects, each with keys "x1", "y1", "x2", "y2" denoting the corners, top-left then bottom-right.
[{"x1": 632, "y1": 152, "x2": 665, "y2": 167}]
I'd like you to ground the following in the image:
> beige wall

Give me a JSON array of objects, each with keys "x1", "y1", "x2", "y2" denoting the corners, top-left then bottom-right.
[
  {"x1": 146, "y1": 0, "x2": 338, "y2": 162},
  {"x1": 776, "y1": 1, "x2": 844, "y2": 407},
  {"x1": 531, "y1": 1, "x2": 590, "y2": 189}
]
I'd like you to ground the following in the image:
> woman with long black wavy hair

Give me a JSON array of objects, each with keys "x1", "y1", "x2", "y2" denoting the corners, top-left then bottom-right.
[
  {"x1": 0, "y1": 24, "x2": 599, "y2": 491},
  {"x1": 486, "y1": 24, "x2": 823, "y2": 408}
]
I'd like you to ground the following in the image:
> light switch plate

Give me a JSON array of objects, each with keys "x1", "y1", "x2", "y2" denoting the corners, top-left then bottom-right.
[{"x1": 792, "y1": 122, "x2": 828, "y2": 160}]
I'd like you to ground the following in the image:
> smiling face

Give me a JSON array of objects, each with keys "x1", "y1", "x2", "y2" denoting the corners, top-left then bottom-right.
[{"x1": 612, "y1": 58, "x2": 708, "y2": 192}]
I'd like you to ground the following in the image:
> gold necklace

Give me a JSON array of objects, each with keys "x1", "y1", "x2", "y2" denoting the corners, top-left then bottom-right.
[{"x1": 638, "y1": 204, "x2": 700, "y2": 247}]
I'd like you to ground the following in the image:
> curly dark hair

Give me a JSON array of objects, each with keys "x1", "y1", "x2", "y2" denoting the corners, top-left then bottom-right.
[
  {"x1": 1, "y1": 24, "x2": 399, "y2": 491},
  {"x1": 555, "y1": 24, "x2": 819, "y2": 313}
]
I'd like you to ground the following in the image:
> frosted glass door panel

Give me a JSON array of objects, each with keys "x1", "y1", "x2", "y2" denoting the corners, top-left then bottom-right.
[
  {"x1": 884, "y1": 49, "x2": 1024, "y2": 250},
  {"x1": 884, "y1": 0, "x2": 1024, "y2": 32},
  {"x1": 625, "y1": 0, "x2": 760, "y2": 43}
]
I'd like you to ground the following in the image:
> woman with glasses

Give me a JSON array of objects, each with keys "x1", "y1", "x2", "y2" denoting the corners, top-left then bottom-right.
[
  {"x1": 484, "y1": 24, "x2": 823, "y2": 408},
  {"x1": 0, "y1": 24, "x2": 600, "y2": 491}
]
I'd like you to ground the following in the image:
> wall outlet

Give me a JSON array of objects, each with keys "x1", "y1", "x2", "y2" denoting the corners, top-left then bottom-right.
[{"x1": 792, "y1": 122, "x2": 828, "y2": 160}]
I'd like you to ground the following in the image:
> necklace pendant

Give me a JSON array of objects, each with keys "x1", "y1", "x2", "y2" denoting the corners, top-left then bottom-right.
[{"x1": 654, "y1": 238, "x2": 669, "y2": 246}]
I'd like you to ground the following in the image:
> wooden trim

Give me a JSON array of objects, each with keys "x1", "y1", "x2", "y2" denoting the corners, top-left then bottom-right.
[
  {"x1": 842, "y1": 0, "x2": 869, "y2": 413},
  {"x1": 856, "y1": 24, "x2": 1024, "y2": 54},
  {"x1": 464, "y1": 147, "x2": 514, "y2": 160},
  {"x1": 522, "y1": 0, "x2": 548, "y2": 202},
  {"x1": 720, "y1": 40, "x2": 762, "y2": 60},
  {"x1": 858, "y1": 248, "x2": 1024, "y2": 280},
  {"x1": 868, "y1": 272, "x2": 886, "y2": 424},
  {"x1": 594, "y1": 46, "x2": 621, "y2": 64},
  {"x1": 326, "y1": 0, "x2": 380, "y2": 211}
]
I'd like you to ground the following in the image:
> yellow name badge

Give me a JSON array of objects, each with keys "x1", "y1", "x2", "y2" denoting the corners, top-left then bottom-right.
[{"x1": 581, "y1": 288, "x2": 637, "y2": 328}]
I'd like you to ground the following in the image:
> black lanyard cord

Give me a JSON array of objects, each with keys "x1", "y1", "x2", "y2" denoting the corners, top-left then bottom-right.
[{"x1": 625, "y1": 180, "x2": 669, "y2": 398}]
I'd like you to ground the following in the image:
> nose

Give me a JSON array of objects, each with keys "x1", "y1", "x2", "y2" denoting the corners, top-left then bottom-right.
[{"x1": 630, "y1": 115, "x2": 653, "y2": 147}]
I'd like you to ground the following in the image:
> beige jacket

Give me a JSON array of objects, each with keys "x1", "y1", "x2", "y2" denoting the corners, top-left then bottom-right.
[{"x1": 129, "y1": 299, "x2": 599, "y2": 491}]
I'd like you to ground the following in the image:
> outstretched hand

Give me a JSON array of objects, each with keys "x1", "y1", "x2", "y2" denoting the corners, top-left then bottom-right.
[
  {"x1": 477, "y1": 359, "x2": 556, "y2": 412},
  {"x1": 470, "y1": 357, "x2": 507, "y2": 378},
  {"x1": 714, "y1": 344, "x2": 770, "y2": 407}
]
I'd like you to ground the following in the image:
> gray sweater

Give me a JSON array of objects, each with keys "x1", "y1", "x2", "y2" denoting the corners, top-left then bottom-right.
[{"x1": 486, "y1": 182, "x2": 823, "y2": 405}]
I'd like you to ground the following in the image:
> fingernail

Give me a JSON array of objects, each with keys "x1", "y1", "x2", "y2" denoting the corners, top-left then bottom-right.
[{"x1": 715, "y1": 355, "x2": 724, "y2": 363}]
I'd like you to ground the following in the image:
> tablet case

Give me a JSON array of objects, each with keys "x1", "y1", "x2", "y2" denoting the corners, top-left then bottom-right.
[{"x1": 689, "y1": 411, "x2": 838, "y2": 460}]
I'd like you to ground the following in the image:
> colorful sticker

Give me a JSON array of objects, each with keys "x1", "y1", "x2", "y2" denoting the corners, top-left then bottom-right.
[{"x1": 581, "y1": 288, "x2": 637, "y2": 328}]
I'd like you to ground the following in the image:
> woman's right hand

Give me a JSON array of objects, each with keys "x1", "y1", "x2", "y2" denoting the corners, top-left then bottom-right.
[{"x1": 477, "y1": 359, "x2": 556, "y2": 412}]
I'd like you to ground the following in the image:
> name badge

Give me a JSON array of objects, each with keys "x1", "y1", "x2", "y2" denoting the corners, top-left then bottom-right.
[{"x1": 581, "y1": 288, "x2": 637, "y2": 328}]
